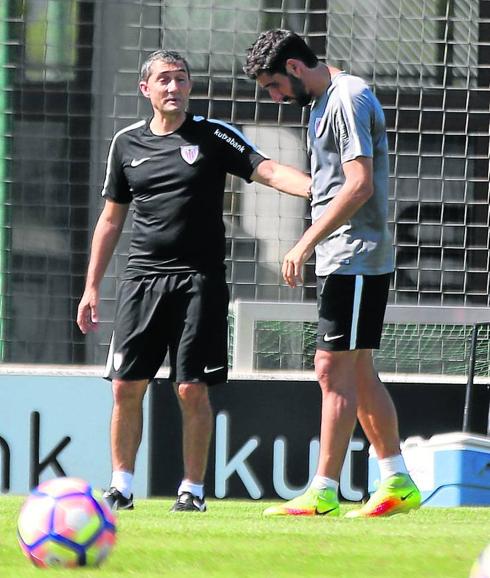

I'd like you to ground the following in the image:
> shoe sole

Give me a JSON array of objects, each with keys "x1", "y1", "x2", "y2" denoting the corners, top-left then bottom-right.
[
  {"x1": 264, "y1": 507, "x2": 339, "y2": 517},
  {"x1": 346, "y1": 501, "x2": 420, "y2": 518},
  {"x1": 114, "y1": 504, "x2": 134, "y2": 511},
  {"x1": 102, "y1": 498, "x2": 134, "y2": 511}
]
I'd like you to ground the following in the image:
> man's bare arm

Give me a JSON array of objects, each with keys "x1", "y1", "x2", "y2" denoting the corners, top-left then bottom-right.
[
  {"x1": 251, "y1": 159, "x2": 311, "y2": 199},
  {"x1": 77, "y1": 200, "x2": 129, "y2": 334},
  {"x1": 282, "y1": 156, "x2": 374, "y2": 287}
]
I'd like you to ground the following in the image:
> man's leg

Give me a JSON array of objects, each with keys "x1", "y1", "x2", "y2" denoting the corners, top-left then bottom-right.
[
  {"x1": 314, "y1": 349, "x2": 359, "y2": 479},
  {"x1": 346, "y1": 350, "x2": 421, "y2": 518},
  {"x1": 171, "y1": 381, "x2": 212, "y2": 512},
  {"x1": 103, "y1": 378, "x2": 148, "y2": 510},
  {"x1": 263, "y1": 349, "x2": 357, "y2": 517},
  {"x1": 355, "y1": 350, "x2": 400, "y2": 459},
  {"x1": 111, "y1": 378, "x2": 149, "y2": 472}
]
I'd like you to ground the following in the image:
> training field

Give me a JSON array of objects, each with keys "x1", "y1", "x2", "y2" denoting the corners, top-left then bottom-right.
[{"x1": 1, "y1": 497, "x2": 488, "y2": 578}]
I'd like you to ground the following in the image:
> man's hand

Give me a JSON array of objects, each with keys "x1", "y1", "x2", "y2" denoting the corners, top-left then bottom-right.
[
  {"x1": 77, "y1": 289, "x2": 100, "y2": 334},
  {"x1": 282, "y1": 241, "x2": 314, "y2": 288}
]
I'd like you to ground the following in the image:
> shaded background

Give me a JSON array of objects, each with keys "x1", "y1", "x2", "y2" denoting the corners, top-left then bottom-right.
[{"x1": 0, "y1": 0, "x2": 489, "y2": 378}]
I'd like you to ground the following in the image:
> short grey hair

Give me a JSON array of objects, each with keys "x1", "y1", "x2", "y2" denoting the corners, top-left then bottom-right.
[{"x1": 139, "y1": 49, "x2": 191, "y2": 82}]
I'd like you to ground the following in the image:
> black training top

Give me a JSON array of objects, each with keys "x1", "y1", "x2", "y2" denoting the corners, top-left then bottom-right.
[{"x1": 102, "y1": 113, "x2": 267, "y2": 277}]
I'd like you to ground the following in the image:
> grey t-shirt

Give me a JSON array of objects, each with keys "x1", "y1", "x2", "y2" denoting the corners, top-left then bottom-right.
[{"x1": 308, "y1": 71, "x2": 394, "y2": 276}]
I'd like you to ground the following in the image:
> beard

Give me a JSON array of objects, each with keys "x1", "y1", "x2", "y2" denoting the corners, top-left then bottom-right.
[{"x1": 284, "y1": 74, "x2": 312, "y2": 107}]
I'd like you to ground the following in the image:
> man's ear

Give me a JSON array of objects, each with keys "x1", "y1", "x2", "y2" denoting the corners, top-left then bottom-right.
[
  {"x1": 139, "y1": 81, "x2": 150, "y2": 98},
  {"x1": 285, "y1": 58, "x2": 303, "y2": 78}
]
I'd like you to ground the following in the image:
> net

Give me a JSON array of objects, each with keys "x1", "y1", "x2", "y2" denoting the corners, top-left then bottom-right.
[
  {"x1": 230, "y1": 299, "x2": 490, "y2": 379},
  {"x1": 252, "y1": 320, "x2": 490, "y2": 378},
  {"x1": 0, "y1": 0, "x2": 488, "y2": 377}
]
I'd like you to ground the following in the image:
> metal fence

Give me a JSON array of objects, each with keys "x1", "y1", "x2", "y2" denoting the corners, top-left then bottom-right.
[{"x1": 0, "y1": 0, "x2": 489, "y2": 374}]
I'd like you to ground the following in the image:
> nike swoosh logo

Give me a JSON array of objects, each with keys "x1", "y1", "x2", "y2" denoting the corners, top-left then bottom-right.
[
  {"x1": 130, "y1": 157, "x2": 151, "y2": 167},
  {"x1": 323, "y1": 333, "x2": 344, "y2": 342},
  {"x1": 315, "y1": 506, "x2": 338, "y2": 516},
  {"x1": 203, "y1": 366, "x2": 225, "y2": 374},
  {"x1": 193, "y1": 500, "x2": 206, "y2": 511},
  {"x1": 400, "y1": 491, "x2": 414, "y2": 501}
]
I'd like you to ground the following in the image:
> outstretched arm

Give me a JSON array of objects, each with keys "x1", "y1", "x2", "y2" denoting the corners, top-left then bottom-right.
[
  {"x1": 251, "y1": 159, "x2": 311, "y2": 199},
  {"x1": 77, "y1": 200, "x2": 129, "y2": 334}
]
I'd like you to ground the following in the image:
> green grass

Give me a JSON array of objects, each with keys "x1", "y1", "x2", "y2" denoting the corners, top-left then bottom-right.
[{"x1": 1, "y1": 497, "x2": 489, "y2": 577}]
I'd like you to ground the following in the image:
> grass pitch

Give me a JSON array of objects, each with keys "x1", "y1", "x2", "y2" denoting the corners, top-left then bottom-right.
[{"x1": 1, "y1": 496, "x2": 489, "y2": 577}]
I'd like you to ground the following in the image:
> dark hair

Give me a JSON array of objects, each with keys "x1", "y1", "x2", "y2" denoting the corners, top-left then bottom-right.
[
  {"x1": 140, "y1": 49, "x2": 191, "y2": 82},
  {"x1": 243, "y1": 29, "x2": 318, "y2": 79}
]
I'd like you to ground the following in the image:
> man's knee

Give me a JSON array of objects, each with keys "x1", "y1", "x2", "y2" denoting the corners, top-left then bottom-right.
[
  {"x1": 112, "y1": 379, "x2": 147, "y2": 405},
  {"x1": 176, "y1": 382, "x2": 210, "y2": 411},
  {"x1": 314, "y1": 350, "x2": 357, "y2": 390}
]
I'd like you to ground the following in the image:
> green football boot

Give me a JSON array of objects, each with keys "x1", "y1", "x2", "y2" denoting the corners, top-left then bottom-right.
[
  {"x1": 346, "y1": 473, "x2": 421, "y2": 518},
  {"x1": 263, "y1": 487, "x2": 340, "y2": 517}
]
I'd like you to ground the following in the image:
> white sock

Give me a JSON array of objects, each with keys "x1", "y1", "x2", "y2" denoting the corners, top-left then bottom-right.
[
  {"x1": 110, "y1": 470, "x2": 133, "y2": 499},
  {"x1": 378, "y1": 454, "x2": 408, "y2": 481},
  {"x1": 178, "y1": 480, "x2": 204, "y2": 500},
  {"x1": 310, "y1": 475, "x2": 339, "y2": 493}
]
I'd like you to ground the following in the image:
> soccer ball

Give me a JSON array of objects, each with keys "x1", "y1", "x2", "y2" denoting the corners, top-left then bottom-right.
[
  {"x1": 17, "y1": 477, "x2": 116, "y2": 568},
  {"x1": 470, "y1": 545, "x2": 490, "y2": 578}
]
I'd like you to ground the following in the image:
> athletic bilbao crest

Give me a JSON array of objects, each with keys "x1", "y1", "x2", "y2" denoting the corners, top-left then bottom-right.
[{"x1": 180, "y1": 145, "x2": 199, "y2": 165}]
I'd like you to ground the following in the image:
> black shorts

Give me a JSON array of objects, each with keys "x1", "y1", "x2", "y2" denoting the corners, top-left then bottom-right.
[
  {"x1": 104, "y1": 272, "x2": 229, "y2": 385},
  {"x1": 316, "y1": 273, "x2": 391, "y2": 352}
]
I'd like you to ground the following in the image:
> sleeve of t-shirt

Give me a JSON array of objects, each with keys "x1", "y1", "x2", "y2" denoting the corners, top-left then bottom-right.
[
  {"x1": 209, "y1": 120, "x2": 268, "y2": 182},
  {"x1": 335, "y1": 83, "x2": 374, "y2": 164},
  {"x1": 101, "y1": 135, "x2": 132, "y2": 203}
]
